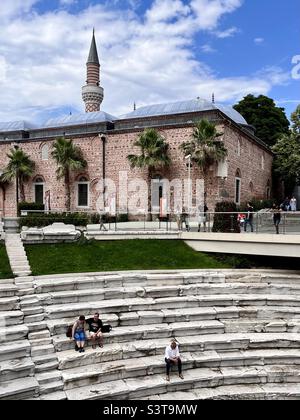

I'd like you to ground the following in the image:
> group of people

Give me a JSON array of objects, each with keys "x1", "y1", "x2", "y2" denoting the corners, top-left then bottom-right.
[
  {"x1": 71, "y1": 314, "x2": 184, "y2": 381},
  {"x1": 72, "y1": 313, "x2": 104, "y2": 353},
  {"x1": 281, "y1": 196, "x2": 298, "y2": 212}
]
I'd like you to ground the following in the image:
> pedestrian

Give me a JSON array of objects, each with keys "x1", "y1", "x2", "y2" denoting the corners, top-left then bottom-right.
[
  {"x1": 165, "y1": 340, "x2": 184, "y2": 382},
  {"x1": 182, "y1": 212, "x2": 190, "y2": 232},
  {"x1": 244, "y1": 202, "x2": 254, "y2": 233},
  {"x1": 86, "y1": 312, "x2": 104, "y2": 349},
  {"x1": 198, "y1": 203, "x2": 208, "y2": 232},
  {"x1": 283, "y1": 197, "x2": 291, "y2": 212},
  {"x1": 272, "y1": 203, "x2": 282, "y2": 235},
  {"x1": 290, "y1": 196, "x2": 297, "y2": 212},
  {"x1": 72, "y1": 315, "x2": 87, "y2": 353}
]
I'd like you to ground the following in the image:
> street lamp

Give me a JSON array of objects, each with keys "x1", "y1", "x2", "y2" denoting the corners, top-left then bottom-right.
[{"x1": 185, "y1": 154, "x2": 192, "y2": 215}]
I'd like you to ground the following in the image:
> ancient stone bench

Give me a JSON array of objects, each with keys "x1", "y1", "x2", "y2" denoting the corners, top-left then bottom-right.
[{"x1": 21, "y1": 223, "x2": 81, "y2": 244}]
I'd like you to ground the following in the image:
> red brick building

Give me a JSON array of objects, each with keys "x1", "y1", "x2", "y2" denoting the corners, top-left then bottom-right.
[{"x1": 0, "y1": 32, "x2": 273, "y2": 218}]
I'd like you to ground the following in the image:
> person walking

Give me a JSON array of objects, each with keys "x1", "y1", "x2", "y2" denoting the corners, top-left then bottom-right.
[
  {"x1": 244, "y1": 202, "x2": 254, "y2": 233},
  {"x1": 272, "y1": 203, "x2": 282, "y2": 235},
  {"x1": 290, "y1": 196, "x2": 297, "y2": 212},
  {"x1": 165, "y1": 340, "x2": 184, "y2": 382},
  {"x1": 198, "y1": 203, "x2": 208, "y2": 232},
  {"x1": 72, "y1": 315, "x2": 87, "y2": 353}
]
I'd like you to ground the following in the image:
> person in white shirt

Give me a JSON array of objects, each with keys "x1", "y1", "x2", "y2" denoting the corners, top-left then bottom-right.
[{"x1": 165, "y1": 340, "x2": 184, "y2": 382}]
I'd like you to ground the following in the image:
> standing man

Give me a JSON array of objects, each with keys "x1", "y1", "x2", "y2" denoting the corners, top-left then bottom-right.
[
  {"x1": 272, "y1": 203, "x2": 282, "y2": 235},
  {"x1": 86, "y1": 313, "x2": 104, "y2": 349},
  {"x1": 244, "y1": 202, "x2": 254, "y2": 233},
  {"x1": 165, "y1": 340, "x2": 184, "y2": 382}
]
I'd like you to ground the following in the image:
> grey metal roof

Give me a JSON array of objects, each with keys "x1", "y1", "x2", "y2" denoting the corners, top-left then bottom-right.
[
  {"x1": 0, "y1": 120, "x2": 37, "y2": 132},
  {"x1": 87, "y1": 30, "x2": 99, "y2": 65},
  {"x1": 119, "y1": 99, "x2": 248, "y2": 125},
  {"x1": 43, "y1": 111, "x2": 118, "y2": 129}
]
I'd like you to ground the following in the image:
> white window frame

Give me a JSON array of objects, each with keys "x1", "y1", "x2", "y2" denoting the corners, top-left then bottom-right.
[
  {"x1": 235, "y1": 177, "x2": 241, "y2": 205},
  {"x1": 77, "y1": 180, "x2": 90, "y2": 209},
  {"x1": 34, "y1": 181, "x2": 45, "y2": 204},
  {"x1": 41, "y1": 144, "x2": 49, "y2": 161}
]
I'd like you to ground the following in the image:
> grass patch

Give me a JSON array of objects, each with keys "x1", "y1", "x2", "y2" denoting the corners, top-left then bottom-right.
[
  {"x1": 0, "y1": 243, "x2": 13, "y2": 279},
  {"x1": 25, "y1": 240, "x2": 231, "y2": 276}
]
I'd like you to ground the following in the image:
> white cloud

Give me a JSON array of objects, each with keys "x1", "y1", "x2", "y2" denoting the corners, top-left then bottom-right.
[
  {"x1": 201, "y1": 44, "x2": 217, "y2": 53},
  {"x1": 215, "y1": 26, "x2": 239, "y2": 38},
  {"x1": 254, "y1": 37, "x2": 264, "y2": 45},
  {"x1": 0, "y1": 0, "x2": 39, "y2": 19},
  {"x1": 0, "y1": 0, "x2": 290, "y2": 124}
]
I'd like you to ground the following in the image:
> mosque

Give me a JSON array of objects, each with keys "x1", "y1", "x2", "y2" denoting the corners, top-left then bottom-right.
[{"x1": 0, "y1": 31, "x2": 273, "y2": 218}]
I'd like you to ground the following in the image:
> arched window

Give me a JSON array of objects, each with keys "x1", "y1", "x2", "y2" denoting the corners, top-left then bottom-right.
[
  {"x1": 77, "y1": 176, "x2": 89, "y2": 208},
  {"x1": 34, "y1": 177, "x2": 45, "y2": 205},
  {"x1": 235, "y1": 169, "x2": 241, "y2": 205},
  {"x1": 41, "y1": 144, "x2": 49, "y2": 161},
  {"x1": 249, "y1": 182, "x2": 254, "y2": 194}
]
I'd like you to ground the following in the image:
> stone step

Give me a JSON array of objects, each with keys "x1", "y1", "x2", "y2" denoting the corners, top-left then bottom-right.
[
  {"x1": 53, "y1": 320, "x2": 225, "y2": 352},
  {"x1": 32, "y1": 353, "x2": 58, "y2": 366},
  {"x1": 35, "y1": 360, "x2": 59, "y2": 373},
  {"x1": 35, "y1": 283, "x2": 300, "y2": 306},
  {"x1": 61, "y1": 349, "x2": 300, "y2": 391},
  {"x1": 24, "y1": 314, "x2": 45, "y2": 324},
  {"x1": 0, "y1": 358, "x2": 35, "y2": 382},
  {"x1": 56, "y1": 333, "x2": 300, "y2": 371},
  {"x1": 28, "y1": 330, "x2": 51, "y2": 340},
  {"x1": 0, "y1": 324, "x2": 28, "y2": 343},
  {"x1": 39, "y1": 381, "x2": 64, "y2": 396},
  {"x1": 23, "y1": 306, "x2": 44, "y2": 317},
  {"x1": 141, "y1": 383, "x2": 300, "y2": 400},
  {"x1": 0, "y1": 285, "x2": 19, "y2": 298},
  {"x1": 44, "y1": 294, "x2": 300, "y2": 320},
  {"x1": 31, "y1": 344, "x2": 55, "y2": 358},
  {"x1": 0, "y1": 376, "x2": 39, "y2": 400},
  {"x1": 30, "y1": 338, "x2": 53, "y2": 347},
  {"x1": 27, "y1": 321, "x2": 48, "y2": 333},
  {"x1": 0, "y1": 310, "x2": 24, "y2": 326},
  {"x1": 0, "y1": 296, "x2": 20, "y2": 311},
  {"x1": 64, "y1": 365, "x2": 300, "y2": 400},
  {"x1": 40, "y1": 390, "x2": 67, "y2": 400},
  {"x1": 36, "y1": 370, "x2": 62, "y2": 385},
  {"x1": 14, "y1": 271, "x2": 32, "y2": 277},
  {"x1": 0, "y1": 340, "x2": 31, "y2": 362}
]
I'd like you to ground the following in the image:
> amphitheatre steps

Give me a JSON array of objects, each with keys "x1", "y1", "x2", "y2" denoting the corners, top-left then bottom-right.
[
  {"x1": 2, "y1": 270, "x2": 300, "y2": 399},
  {"x1": 64, "y1": 365, "x2": 300, "y2": 400}
]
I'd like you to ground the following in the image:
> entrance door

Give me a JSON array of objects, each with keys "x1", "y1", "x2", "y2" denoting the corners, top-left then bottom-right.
[{"x1": 151, "y1": 177, "x2": 165, "y2": 215}]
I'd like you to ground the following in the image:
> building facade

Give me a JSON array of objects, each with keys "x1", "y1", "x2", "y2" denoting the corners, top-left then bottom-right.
[{"x1": 0, "y1": 32, "x2": 273, "y2": 218}]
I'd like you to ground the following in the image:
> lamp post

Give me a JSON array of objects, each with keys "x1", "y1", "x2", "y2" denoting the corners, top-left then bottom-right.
[{"x1": 185, "y1": 154, "x2": 192, "y2": 214}]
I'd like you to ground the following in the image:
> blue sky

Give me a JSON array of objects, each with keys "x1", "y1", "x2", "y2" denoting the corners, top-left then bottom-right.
[{"x1": 0, "y1": 0, "x2": 299, "y2": 124}]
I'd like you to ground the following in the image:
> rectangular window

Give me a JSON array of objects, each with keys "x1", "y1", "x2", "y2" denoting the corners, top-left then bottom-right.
[
  {"x1": 35, "y1": 184, "x2": 44, "y2": 205},
  {"x1": 78, "y1": 183, "x2": 89, "y2": 207},
  {"x1": 235, "y1": 178, "x2": 241, "y2": 205}
]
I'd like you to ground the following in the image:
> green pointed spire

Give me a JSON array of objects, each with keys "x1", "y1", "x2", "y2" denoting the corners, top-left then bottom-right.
[{"x1": 87, "y1": 28, "x2": 99, "y2": 65}]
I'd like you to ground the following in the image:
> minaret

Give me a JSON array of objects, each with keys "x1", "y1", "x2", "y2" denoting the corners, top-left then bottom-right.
[{"x1": 82, "y1": 29, "x2": 104, "y2": 113}]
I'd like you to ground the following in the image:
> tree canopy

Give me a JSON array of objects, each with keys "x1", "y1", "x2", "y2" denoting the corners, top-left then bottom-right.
[
  {"x1": 234, "y1": 95, "x2": 290, "y2": 146},
  {"x1": 291, "y1": 105, "x2": 300, "y2": 134}
]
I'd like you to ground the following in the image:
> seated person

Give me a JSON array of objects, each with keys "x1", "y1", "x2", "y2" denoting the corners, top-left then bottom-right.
[
  {"x1": 86, "y1": 312, "x2": 104, "y2": 349},
  {"x1": 165, "y1": 340, "x2": 184, "y2": 382},
  {"x1": 72, "y1": 315, "x2": 87, "y2": 353}
]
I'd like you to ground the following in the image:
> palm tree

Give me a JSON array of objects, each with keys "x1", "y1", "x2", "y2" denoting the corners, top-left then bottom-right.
[
  {"x1": 181, "y1": 119, "x2": 227, "y2": 181},
  {"x1": 51, "y1": 137, "x2": 87, "y2": 212},
  {"x1": 128, "y1": 128, "x2": 171, "y2": 216},
  {"x1": 1, "y1": 148, "x2": 35, "y2": 203}
]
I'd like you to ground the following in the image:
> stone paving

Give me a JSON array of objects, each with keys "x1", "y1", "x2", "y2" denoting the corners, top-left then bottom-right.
[{"x1": 2, "y1": 270, "x2": 300, "y2": 400}]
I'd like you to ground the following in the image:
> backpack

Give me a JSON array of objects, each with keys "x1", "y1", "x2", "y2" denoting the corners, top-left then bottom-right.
[
  {"x1": 66, "y1": 325, "x2": 73, "y2": 338},
  {"x1": 101, "y1": 325, "x2": 112, "y2": 333}
]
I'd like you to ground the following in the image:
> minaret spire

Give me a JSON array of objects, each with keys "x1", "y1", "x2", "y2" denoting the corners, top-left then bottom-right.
[{"x1": 82, "y1": 29, "x2": 104, "y2": 113}]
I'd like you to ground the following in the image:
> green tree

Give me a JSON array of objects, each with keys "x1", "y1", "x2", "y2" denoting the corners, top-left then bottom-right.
[
  {"x1": 272, "y1": 131, "x2": 300, "y2": 194},
  {"x1": 234, "y1": 95, "x2": 290, "y2": 146},
  {"x1": 291, "y1": 105, "x2": 300, "y2": 134},
  {"x1": 180, "y1": 119, "x2": 227, "y2": 182},
  {"x1": 51, "y1": 137, "x2": 87, "y2": 212},
  {"x1": 1, "y1": 148, "x2": 35, "y2": 203},
  {"x1": 127, "y1": 128, "x2": 171, "y2": 216}
]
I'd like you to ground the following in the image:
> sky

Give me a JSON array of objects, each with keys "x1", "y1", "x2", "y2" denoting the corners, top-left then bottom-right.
[{"x1": 0, "y1": 0, "x2": 299, "y2": 125}]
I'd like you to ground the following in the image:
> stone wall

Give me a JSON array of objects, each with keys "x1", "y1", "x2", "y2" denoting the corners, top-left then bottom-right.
[{"x1": 0, "y1": 120, "x2": 273, "y2": 217}]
